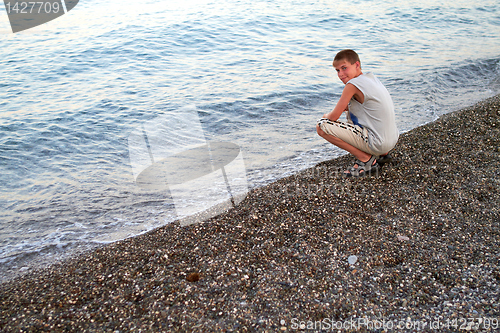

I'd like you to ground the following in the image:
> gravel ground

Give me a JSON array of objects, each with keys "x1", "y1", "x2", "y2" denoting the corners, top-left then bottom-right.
[{"x1": 1, "y1": 95, "x2": 499, "y2": 332}]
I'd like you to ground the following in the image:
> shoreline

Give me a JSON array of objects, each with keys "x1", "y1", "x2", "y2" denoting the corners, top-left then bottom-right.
[{"x1": 1, "y1": 95, "x2": 499, "y2": 331}]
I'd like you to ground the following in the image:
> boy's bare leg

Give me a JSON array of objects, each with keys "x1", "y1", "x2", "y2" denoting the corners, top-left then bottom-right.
[{"x1": 316, "y1": 124, "x2": 375, "y2": 164}]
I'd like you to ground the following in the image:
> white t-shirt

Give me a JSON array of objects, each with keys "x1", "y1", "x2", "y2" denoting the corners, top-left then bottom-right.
[{"x1": 347, "y1": 73, "x2": 399, "y2": 154}]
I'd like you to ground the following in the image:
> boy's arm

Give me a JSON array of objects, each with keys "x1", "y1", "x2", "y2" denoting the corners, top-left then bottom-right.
[{"x1": 322, "y1": 84, "x2": 361, "y2": 121}]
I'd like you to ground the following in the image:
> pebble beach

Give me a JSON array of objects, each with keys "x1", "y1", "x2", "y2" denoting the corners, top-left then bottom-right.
[{"x1": 1, "y1": 95, "x2": 499, "y2": 332}]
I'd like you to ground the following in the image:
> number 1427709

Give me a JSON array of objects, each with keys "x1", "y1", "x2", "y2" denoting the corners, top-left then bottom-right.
[{"x1": 5, "y1": 2, "x2": 62, "y2": 14}]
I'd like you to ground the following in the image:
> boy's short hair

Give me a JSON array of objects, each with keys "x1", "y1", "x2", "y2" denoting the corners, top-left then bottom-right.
[{"x1": 333, "y1": 49, "x2": 361, "y2": 66}]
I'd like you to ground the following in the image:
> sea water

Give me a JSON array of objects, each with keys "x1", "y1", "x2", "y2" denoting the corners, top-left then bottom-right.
[{"x1": 1, "y1": 0, "x2": 499, "y2": 281}]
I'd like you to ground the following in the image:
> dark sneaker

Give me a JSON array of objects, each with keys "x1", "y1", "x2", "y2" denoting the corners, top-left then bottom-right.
[{"x1": 377, "y1": 154, "x2": 393, "y2": 167}]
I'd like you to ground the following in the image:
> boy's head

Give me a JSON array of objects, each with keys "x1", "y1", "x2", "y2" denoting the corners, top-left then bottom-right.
[
  {"x1": 333, "y1": 49, "x2": 361, "y2": 68},
  {"x1": 333, "y1": 49, "x2": 362, "y2": 84}
]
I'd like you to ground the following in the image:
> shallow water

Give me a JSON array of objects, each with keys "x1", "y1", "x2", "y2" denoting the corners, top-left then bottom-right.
[{"x1": 1, "y1": 0, "x2": 499, "y2": 281}]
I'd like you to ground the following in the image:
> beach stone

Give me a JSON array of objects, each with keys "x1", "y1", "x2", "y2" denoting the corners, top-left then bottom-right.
[{"x1": 186, "y1": 272, "x2": 200, "y2": 282}]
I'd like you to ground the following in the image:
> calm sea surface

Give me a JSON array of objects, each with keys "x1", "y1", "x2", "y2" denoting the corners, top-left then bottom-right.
[{"x1": 1, "y1": 0, "x2": 499, "y2": 281}]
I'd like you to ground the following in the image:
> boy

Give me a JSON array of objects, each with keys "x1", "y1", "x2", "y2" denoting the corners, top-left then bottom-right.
[{"x1": 316, "y1": 49, "x2": 398, "y2": 177}]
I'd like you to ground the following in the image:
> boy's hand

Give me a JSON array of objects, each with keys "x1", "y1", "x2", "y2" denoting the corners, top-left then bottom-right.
[
  {"x1": 323, "y1": 107, "x2": 348, "y2": 118},
  {"x1": 322, "y1": 107, "x2": 346, "y2": 121}
]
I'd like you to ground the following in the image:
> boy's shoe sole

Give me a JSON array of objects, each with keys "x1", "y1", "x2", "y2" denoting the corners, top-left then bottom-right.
[
  {"x1": 344, "y1": 155, "x2": 380, "y2": 178},
  {"x1": 344, "y1": 163, "x2": 381, "y2": 178}
]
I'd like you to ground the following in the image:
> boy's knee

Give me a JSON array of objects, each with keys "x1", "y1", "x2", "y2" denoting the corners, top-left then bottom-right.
[{"x1": 316, "y1": 124, "x2": 325, "y2": 137}]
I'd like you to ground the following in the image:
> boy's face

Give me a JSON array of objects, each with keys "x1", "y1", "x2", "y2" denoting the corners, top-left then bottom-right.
[{"x1": 333, "y1": 60, "x2": 361, "y2": 84}]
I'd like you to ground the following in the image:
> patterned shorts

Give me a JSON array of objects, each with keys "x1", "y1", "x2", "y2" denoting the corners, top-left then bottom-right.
[{"x1": 317, "y1": 118, "x2": 378, "y2": 156}]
